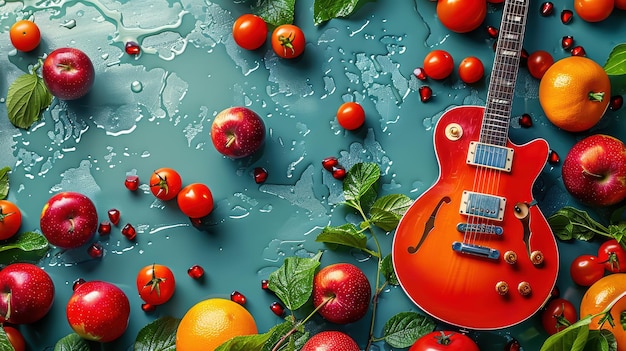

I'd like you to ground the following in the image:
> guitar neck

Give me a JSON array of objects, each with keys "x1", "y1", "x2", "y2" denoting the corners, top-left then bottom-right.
[{"x1": 480, "y1": 0, "x2": 530, "y2": 146}]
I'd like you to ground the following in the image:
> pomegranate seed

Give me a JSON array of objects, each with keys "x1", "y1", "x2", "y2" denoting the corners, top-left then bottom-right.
[
  {"x1": 98, "y1": 221, "x2": 112, "y2": 235},
  {"x1": 261, "y1": 279, "x2": 269, "y2": 290},
  {"x1": 87, "y1": 243, "x2": 103, "y2": 258},
  {"x1": 505, "y1": 338, "x2": 521, "y2": 351},
  {"x1": 548, "y1": 150, "x2": 560, "y2": 164},
  {"x1": 570, "y1": 46, "x2": 586, "y2": 57},
  {"x1": 419, "y1": 86, "x2": 433, "y2": 102},
  {"x1": 73, "y1": 278, "x2": 86, "y2": 291},
  {"x1": 187, "y1": 265, "x2": 205, "y2": 279},
  {"x1": 322, "y1": 157, "x2": 339, "y2": 171},
  {"x1": 561, "y1": 9, "x2": 573, "y2": 24},
  {"x1": 518, "y1": 114, "x2": 533, "y2": 128},
  {"x1": 124, "y1": 175, "x2": 139, "y2": 191},
  {"x1": 331, "y1": 165, "x2": 346, "y2": 180},
  {"x1": 561, "y1": 36, "x2": 574, "y2": 50},
  {"x1": 519, "y1": 48, "x2": 529, "y2": 67},
  {"x1": 125, "y1": 41, "x2": 141, "y2": 55},
  {"x1": 108, "y1": 209, "x2": 121, "y2": 226},
  {"x1": 610, "y1": 95, "x2": 624, "y2": 111},
  {"x1": 413, "y1": 67, "x2": 427, "y2": 80},
  {"x1": 540, "y1": 2, "x2": 554, "y2": 16},
  {"x1": 550, "y1": 285, "x2": 561, "y2": 299},
  {"x1": 486, "y1": 25, "x2": 499, "y2": 38},
  {"x1": 230, "y1": 291, "x2": 247, "y2": 305},
  {"x1": 253, "y1": 167, "x2": 268, "y2": 184},
  {"x1": 270, "y1": 301, "x2": 285, "y2": 316},
  {"x1": 141, "y1": 303, "x2": 156, "y2": 312},
  {"x1": 121, "y1": 223, "x2": 136, "y2": 240}
]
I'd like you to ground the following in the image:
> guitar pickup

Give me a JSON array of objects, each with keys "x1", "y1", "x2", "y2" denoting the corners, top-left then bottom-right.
[
  {"x1": 460, "y1": 191, "x2": 506, "y2": 221},
  {"x1": 467, "y1": 142, "x2": 514, "y2": 172}
]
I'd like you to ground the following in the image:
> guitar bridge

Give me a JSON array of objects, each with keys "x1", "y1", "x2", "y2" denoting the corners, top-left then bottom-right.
[{"x1": 452, "y1": 241, "x2": 500, "y2": 260}]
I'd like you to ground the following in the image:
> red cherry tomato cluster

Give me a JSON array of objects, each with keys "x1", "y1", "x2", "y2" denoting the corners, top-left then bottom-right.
[
  {"x1": 421, "y1": 50, "x2": 485, "y2": 83},
  {"x1": 232, "y1": 14, "x2": 306, "y2": 59},
  {"x1": 570, "y1": 239, "x2": 626, "y2": 286}
]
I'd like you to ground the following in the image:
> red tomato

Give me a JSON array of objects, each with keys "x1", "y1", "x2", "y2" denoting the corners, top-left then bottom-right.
[
  {"x1": 616, "y1": 0, "x2": 626, "y2": 10},
  {"x1": 232, "y1": 14, "x2": 267, "y2": 50},
  {"x1": 149, "y1": 168, "x2": 183, "y2": 201},
  {"x1": 574, "y1": 0, "x2": 613, "y2": 22},
  {"x1": 541, "y1": 298, "x2": 577, "y2": 335},
  {"x1": 136, "y1": 264, "x2": 176, "y2": 305},
  {"x1": 336, "y1": 102, "x2": 365, "y2": 130},
  {"x1": 3, "y1": 326, "x2": 25, "y2": 351},
  {"x1": 570, "y1": 254, "x2": 605, "y2": 286},
  {"x1": 458, "y1": 56, "x2": 485, "y2": 84},
  {"x1": 9, "y1": 20, "x2": 41, "y2": 52},
  {"x1": 423, "y1": 50, "x2": 454, "y2": 80},
  {"x1": 598, "y1": 239, "x2": 626, "y2": 273},
  {"x1": 526, "y1": 50, "x2": 554, "y2": 79},
  {"x1": 0, "y1": 200, "x2": 22, "y2": 240},
  {"x1": 271, "y1": 24, "x2": 305, "y2": 59},
  {"x1": 409, "y1": 331, "x2": 479, "y2": 351},
  {"x1": 177, "y1": 183, "x2": 214, "y2": 219},
  {"x1": 436, "y1": 0, "x2": 487, "y2": 33}
]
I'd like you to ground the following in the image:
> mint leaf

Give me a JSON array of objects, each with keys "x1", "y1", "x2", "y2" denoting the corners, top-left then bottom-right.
[
  {"x1": 313, "y1": 0, "x2": 360, "y2": 25},
  {"x1": 0, "y1": 167, "x2": 10, "y2": 200},
  {"x1": 380, "y1": 253, "x2": 398, "y2": 285},
  {"x1": 6, "y1": 71, "x2": 52, "y2": 129},
  {"x1": 134, "y1": 316, "x2": 180, "y2": 351},
  {"x1": 382, "y1": 311, "x2": 436, "y2": 348},
  {"x1": 369, "y1": 194, "x2": 413, "y2": 231},
  {"x1": 604, "y1": 44, "x2": 626, "y2": 76},
  {"x1": 343, "y1": 162, "x2": 380, "y2": 212},
  {"x1": 268, "y1": 252, "x2": 322, "y2": 311},
  {"x1": 54, "y1": 333, "x2": 96, "y2": 351},
  {"x1": 253, "y1": 0, "x2": 296, "y2": 27},
  {"x1": 316, "y1": 223, "x2": 368, "y2": 251}
]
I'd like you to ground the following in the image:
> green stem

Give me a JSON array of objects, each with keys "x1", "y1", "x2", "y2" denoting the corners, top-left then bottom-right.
[
  {"x1": 271, "y1": 296, "x2": 334, "y2": 351},
  {"x1": 572, "y1": 222, "x2": 611, "y2": 238}
]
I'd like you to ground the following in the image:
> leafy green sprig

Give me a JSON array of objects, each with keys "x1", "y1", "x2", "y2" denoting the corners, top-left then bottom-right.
[
  {"x1": 6, "y1": 60, "x2": 53, "y2": 130},
  {"x1": 548, "y1": 206, "x2": 626, "y2": 248},
  {"x1": 252, "y1": 0, "x2": 373, "y2": 26}
]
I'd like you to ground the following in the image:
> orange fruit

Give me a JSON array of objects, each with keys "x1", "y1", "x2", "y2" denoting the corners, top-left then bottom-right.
[
  {"x1": 539, "y1": 56, "x2": 610, "y2": 132},
  {"x1": 175, "y1": 298, "x2": 258, "y2": 351},
  {"x1": 580, "y1": 274, "x2": 626, "y2": 351}
]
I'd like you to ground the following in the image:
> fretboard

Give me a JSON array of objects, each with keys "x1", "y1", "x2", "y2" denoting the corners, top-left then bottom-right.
[{"x1": 480, "y1": 0, "x2": 529, "y2": 146}]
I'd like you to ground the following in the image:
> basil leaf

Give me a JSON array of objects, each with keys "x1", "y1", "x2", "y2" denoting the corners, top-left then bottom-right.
[
  {"x1": 382, "y1": 311, "x2": 436, "y2": 348},
  {"x1": 313, "y1": 0, "x2": 360, "y2": 25},
  {"x1": 134, "y1": 316, "x2": 180, "y2": 351},
  {"x1": 369, "y1": 194, "x2": 413, "y2": 231},
  {"x1": 380, "y1": 253, "x2": 398, "y2": 285},
  {"x1": 0, "y1": 231, "x2": 49, "y2": 264},
  {"x1": 316, "y1": 223, "x2": 368, "y2": 251},
  {"x1": 540, "y1": 316, "x2": 593, "y2": 351},
  {"x1": 54, "y1": 333, "x2": 96, "y2": 351},
  {"x1": 604, "y1": 44, "x2": 626, "y2": 76},
  {"x1": 343, "y1": 162, "x2": 380, "y2": 211},
  {"x1": 584, "y1": 329, "x2": 616, "y2": 351},
  {"x1": 0, "y1": 327, "x2": 14, "y2": 351},
  {"x1": 268, "y1": 252, "x2": 321, "y2": 311},
  {"x1": 253, "y1": 0, "x2": 296, "y2": 27},
  {"x1": 6, "y1": 71, "x2": 53, "y2": 129},
  {"x1": 0, "y1": 167, "x2": 10, "y2": 200},
  {"x1": 548, "y1": 207, "x2": 608, "y2": 242}
]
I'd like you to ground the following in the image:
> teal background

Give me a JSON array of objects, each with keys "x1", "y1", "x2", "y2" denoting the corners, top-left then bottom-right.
[{"x1": 0, "y1": 0, "x2": 625, "y2": 349}]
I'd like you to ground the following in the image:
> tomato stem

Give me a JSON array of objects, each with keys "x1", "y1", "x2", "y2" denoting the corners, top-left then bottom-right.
[{"x1": 588, "y1": 91, "x2": 605, "y2": 102}]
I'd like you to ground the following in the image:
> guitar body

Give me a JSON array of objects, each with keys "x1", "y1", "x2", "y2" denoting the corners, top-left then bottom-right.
[{"x1": 392, "y1": 106, "x2": 559, "y2": 330}]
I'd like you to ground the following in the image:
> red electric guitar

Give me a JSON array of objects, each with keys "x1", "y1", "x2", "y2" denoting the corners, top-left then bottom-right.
[{"x1": 392, "y1": 0, "x2": 559, "y2": 330}]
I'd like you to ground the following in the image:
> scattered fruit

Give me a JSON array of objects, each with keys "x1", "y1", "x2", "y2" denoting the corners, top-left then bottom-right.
[
  {"x1": 150, "y1": 168, "x2": 183, "y2": 201},
  {"x1": 269, "y1": 301, "x2": 285, "y2": 316},
  {"x1": 527, "y1": 50, "x2": 554, "y2": 79},
  {"x1": 121, "y1": 223, "x2": 137, "y2": 240},
  {"x1": 458, "y1": 56, "x2": 484, "y2": 84},
  {"x1": 261, "y1": 279, "x2": 269, "y2": 290},
  {"x1": 574, "y1": 0, "x2": 613, "y2": 22},
  {"x1": 125, "y1": 41, "x2": 141, "y2": 55},
  {"x1": 409, "y1": 331, "x2": 480, "y2": 351},
  {"x1": 233, "y1": 14, "x2": 268, "y2": 51},
  {"x1": 570, "y1": 254, "x2": 605, "y2": 286},
  {"x1": 177, "y1": 183, "x2": 214, "y2": 219},
  {"x1": 271, "y1": 24, "x2": 305, "y2": 59},
  {"x1": 72, "y1": 278, "x2": 86, "y2": 291},
  {"x1": 3, "y1": 325, "x2": 26, "y2": 351},
  {"x1": 0, "y1": 263, "x2": 55, "y2": 324},
  {"x1": 486, "y1": 25, "x2": 499, "y2": 38},
  {"x1": 336, "y1": 101, "x2": 366, "y2": 130},
  {"x1": 301, "y1": 330, "x2": 360, "y2": 351},
  {"x1": 610, "y1": 95, "x2": 624, "y2": 111},
  {"x1": 230, "y1": 290, "x2": 247, "y2": 305},
  {"x1": 436, "y1": 0, "x2": 486, "y2": 33},
  {"x1": 0, "y1": 200, "x2": 22, "y2": 240},
  {"x1": 413, "y1": 67, "x2": 427, "y2": 80},
  {"x1": 211, "y1": 106, "x2": 266, "y2": 159},
  {"x1": 87, "y1": 242, "x2": 104, "y2": 258},
  {"x1": 141, "y1": 303, "x2": 156, "y2": 312},
  {"x1": 253, "y1": 167, "x2": 268, "y2": 184},
  {"x1": 519, "y1": 113, "x2": 533, "y2": 128},
  {"x1": 331, "y1": 165, "x2": 347, "y2": 180},
  {"x1": 98, "y1": 221, "x2": 112, "y2": 235},
  {"x1": 541, "y1": 298, "x2": 577, "y2": 335},
  {"x1": 561, "y1": 35, "x2": 574, "y2": 50},
  {"x1": 423, "y1": 50, "x2": 454, "y2": 80},
  {"x1": 540, "y1": 1, "x2": 555, "y2": 16},
  {"x1": 40, "y1": 191, "x2": 99, "y2": 249},
  {"x1": 124, "y1": 175, "x2": 140, "y2": 191},
  {"x1": 187, "y1": 265, "x2": 205, "y2": 279},
  {"x1": 419, "y1": 86, "x2": 433, "y2": 102},
  {"x1": 137, "y1": 264, "x2": 176, "y2": 305},
  {"x1": 548, "y1": 150, "x2": 560, "y2": 164},
  {"x1": 9, "y1": 19, "x2": 41, "y2": 52},
  {"x1": 580, "y1": 274, "x2": 626, "y2": 350},
  {"x1": 312, "y1": 263, "x2": 371, "y2": 324},
  {"x1": 561, "y1": 9, "x2": 574, "y2": 23},
  {"x1": 570, "y1": 45, "x2": 586, "y2": 56},
  {"x1": 42, "y1": 47, "x2": 95, "y2": 100},
  {"x1": 107, "y1": 208, "x2": 121, "y2": 225},
  {"x1": 322, "y1": 156, "x2": 339, "y2": 171}
]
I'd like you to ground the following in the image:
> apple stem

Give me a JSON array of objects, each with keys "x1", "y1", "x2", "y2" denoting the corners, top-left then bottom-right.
[
  {"x1": 68, "y1": 218, "x2": 75, "y2": 232},
  {"x1": 225, "y1": 134, "x2": 236, "y2": 148},
  {"x1": 582, "y1": 169, "x2": 605, "y2": 180}
]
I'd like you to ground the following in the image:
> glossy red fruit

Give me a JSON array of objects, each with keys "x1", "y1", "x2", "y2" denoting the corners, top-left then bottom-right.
[
  {"x1": 505, "y1": 338, "x2": 522, "y2": 351},
  {"x1": 125, "y1": 41, "x2": 141, "y2": 55},
  {"x1": 519, "y1": 114, "x2": 533, "y2": 128},
  {"x1": 322, "y1": 157, "x2": 339, "y2": 171},
  {"x1": 230, "y1": 291, "x2": 247, "y2": 305},
  {"x1": 409, "y1": 331, "x2": 480, "y2": 351},
  {"x1": 141, "y1": 303, "x2": 156, "y2": 312},
  {"x1": 561, "y1": 36, "x2": 574, "y2": 50},
  {"x1": 137, "y1": 264, "x2": 176, "y2": 306},
  {"x1": 486, "y1": 25, "x2": 499, "y2": 38},
  {"x1": 541, "y1": 298, "x2": 577, "y2": 334},
  {"x1": 570, "y1": 46, "x2": 586, "y2": 57},
  {"x1": 570, "y1": 254, "x2": 604, "y2": 286},
  {"x1": 98, "y1": 221, "x2": 112, "y2": 235},
  {"x1": 270, "y1": 301, "x2": 284, "y2": 316},
  {"x1": 124, "y1": 175, "x2": 139, "y2": 191},
  {"x1": 3, "y1": 325, "x2": 26, "y2": 351},
  {"x1": 253, "y1": 167, "x2": 268, "y2": 184},
  {"x1": 0, "y1": 263, "x2": 55, "y2": 324},
  {"x1": 413, "y1": 67, "x2": 427, "y2": 80},
  {"x1": 121, "y1": 223, "x2": 136, "y2": 240},
  {"x1": 87, "y1": 243, "x2": 103, "y2": 258},
  {"x1": 540, "y1": 1, "x2": 555, "y2": 16},
  {"x1": 187, "y1": 265, "x2": 205, "y2": 279},
  {"x1": 261, "y1": 279, "x2": 269, "y2": 290},
  {"x1": 232, "y1": 14, "x2": 268, "y2": 51},
  {"x1": 331, "y1": 166, "x2": 346, "y2": 180},
  {"x1": 610, "y1": 95, "x2": 624, "y2": 111},
  {"x1": 40, "y1": 192, "x2": 99, "y2": 249},
  {"x1": 312, "y1": 263, "x2": 371, "y2": 324},
  {"x1": 527, "y1": 50, "x2": 554, "y2": 79},
  {"x1": 73, "y1": 278, "x2": 86, "y2": 291},
  {"x1": 548, "y1": 150, "x2": 560, "y2": 164},
  {"x1": 107, "y1": 209, "x2": 120, "y2": 226},
  {"x1": 42, "y1": 48, "x2": 95, "y2": 100},
  {"x1": 561, "y1": 9, "x2": 574, "y2": 23},
  {"x1": 419, "y1": 86, "x2": 433, "y2": 102},
  {"x1": 336, "y1": 101, "x2": 366, "y2": 131},
  {"x1": 301, "y1": 331, "x2": 360, "y2": 351}
]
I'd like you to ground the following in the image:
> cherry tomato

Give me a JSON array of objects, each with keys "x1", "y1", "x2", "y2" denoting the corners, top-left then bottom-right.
[
  {"x1": 616, "y1": 0, "x2": 626, "y2": 10},
  {"x1": 409, "y1": 331, "x2": 479, "y2": 351},
  {"x1": 541, "y1": 298, "x2": 577, "y2": 335},
  {"x1": 526, "y1": 50, "x2": 554, "y2": 79},
  {"x1": 436, "y1": 0, "x2": 487, "y2": 33},
  {"x1": 336, "y1": 102, "x2": 365, "y2": 130},
  {"x1": 9, "y1": 20, "x2": 41, "y2": 52},
  {"x1": 136, "y1": 263, "x2": 176, "y2": 305},
  {"x1": 0, "y1": 200, "x2": 21, "y2": 241},
  {"x1": 570, "y1": 254, "x2": 605, "y2": 286},
  {"x1": 232, "y1": 14, "x2": 268, "y2": 50},
  {"x1": 3, "y1": 326, "x2": 25, "y2": 351},
  {"x1": 423, "y1": 50, "x2": 454, "y2": 80},
  {"x1": 149, "y1": 168, "x2": 182, "y2": 201},
  {"x1": 177, "y1": 183, "x2": 214, "y2": 219},
  {"x1": 598, "y1": 239, "x2": 626, "y2": 273},
  {"x1": 574, "y1": 0, "x2": 613, "y2": 22},
  {"x1": 458, "y1": 56, "x2": 485, "y2": 84},
  {"x1": 271, "y1": 24, "x2": 305, "y2": 59}
]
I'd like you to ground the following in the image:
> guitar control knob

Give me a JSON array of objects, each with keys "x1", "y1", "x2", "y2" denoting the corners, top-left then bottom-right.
[
  {"x1": 504, "y1": 251, "x2": 518, "y2": 264},
  {"x1": 530, "y1": 250, "x2": 544, "y2": 266},
  {"x1": 517, "y1": 281, "x2": 531, "y2": 296},
  {"x1": 495, "y1": 281, "x2": 509, "y2": 296},
  {"x1": 445, "y1": 123, "x2": 463, "y2": 141}
]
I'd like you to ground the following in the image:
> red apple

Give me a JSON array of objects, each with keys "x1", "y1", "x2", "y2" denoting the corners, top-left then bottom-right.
[
  {"x1": 40, "y1": 191, "x2": 98, "y2": 249},
  {"x1": 301, "y1": 331, "x2": 360, "y2": 351},
  {"x1": 0, "y1": 263, "x2": 55, "y2": 324},
  {"x1": 42, "y1": 47, "x2": 95, "y2": 100},
  {"x1": 211, "y1": 106, "x2": 266, "y2": 158},
  {"x1": 562, "y1": 134, "x2": 626, "y2": 206},
  {"x1": 66, "y1": 280, "x2": 130, "y2": 342},
  {"x1": 312, "y1": 263, "x2": 371, "y2": 324}
]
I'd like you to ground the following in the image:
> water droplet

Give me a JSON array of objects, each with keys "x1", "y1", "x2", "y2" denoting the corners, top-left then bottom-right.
[
  {"x1": 131, "y1": 81, "x2": 143, "y2": 93},
  {"x1": 60, "y1": 19, "x2": 77, "y2": 29}
]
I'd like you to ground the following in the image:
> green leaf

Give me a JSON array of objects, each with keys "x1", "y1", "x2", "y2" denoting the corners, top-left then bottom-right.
[
  {"x1": 313, "y1": 0, "x2": 360, "y2": 25},
  {"x1": 134, "y1": 316, "x2": 180, "y2": 351},
  {"x1": 0, "y1": 327, "x2": 15, "y2": 351},
  {"x1": 316, "y1": 223, "x2": 368, "y2": 251},
  {"x1": 253, "y1": 0, "x2": 296, "y2": 27},
  {"x1": 0, "y1": 231, "x2": 49, "y2": 264},
  {"x1": 583, "y1": 330, "x2": 616, "y2": 351},
  {"x1": 380, "y1": 253, "x2": 398, "y2": 285},
  {"x1": 54, "y1": 333, "x2": 96, "y2": 351},
  {"x1": 540, "y1": 316, "x2": 593, "y2": 351},
  {"x1": 382, "y1": 311, "x2": 437, "y2": 348},
  {"x1": 604, "y1": 44, "x2": 626, "y2": 76},
  {"x1": 0, "y1": 167, "x2": 10, "y2": 201},
  {"x1": 6, "y1": 71, "x2": 53, "y2": 129},
  {"x1": 215, "y1": 333, "x2": 270, "y2": 351},
  {"x1": 268, "y1": 252, "x2": 322, "y2": 311},
  {"x1": 343, "y1": 162, "x2": 380, "y2": 212},
  {"x1": 261, "y1": 319, "x2": 308, "y2": 351},
  {"x1": 369, "y1": 194, "x2": 413, "y2": 231},
  {"x1": 548, "y1": 207, "x2": 608, "y2": 242}
]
